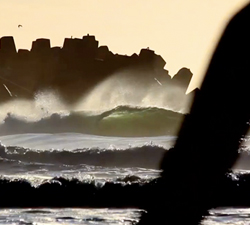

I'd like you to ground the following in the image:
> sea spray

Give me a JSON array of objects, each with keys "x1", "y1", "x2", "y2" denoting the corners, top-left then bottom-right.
[
  {"x1": 0, "y1": 68, "x2": 192, "y2": 136},
  {"x1": 74, "y1": 69, "x2": 193, "y2": 113},
  {"x1": 0, "y1": 90, "x2": 69, "y2": 123}
]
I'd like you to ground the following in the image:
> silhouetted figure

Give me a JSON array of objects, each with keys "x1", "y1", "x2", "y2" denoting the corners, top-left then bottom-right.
[{"x1": 138, "y1": 3, "x2": 250, "y2": 225}]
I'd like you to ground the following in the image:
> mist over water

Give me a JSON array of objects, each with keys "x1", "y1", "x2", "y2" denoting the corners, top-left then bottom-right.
[
  {"x1": 0, "y1": 69, "x2": 194, "y2": 136},
  {"x1": 75, "y1": 69, "x2": 192, "y2": 113},
  {"x1": 0, "y1": 69, "x2": 191, "y2": 122},
  {"x1": 0, "y1": 90, "x2": 68, "y2": 123}
]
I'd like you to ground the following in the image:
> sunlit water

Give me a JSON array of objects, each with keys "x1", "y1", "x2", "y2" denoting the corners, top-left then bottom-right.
[
  {"x1": 0, "y1": 133, "x2": 249, "y2": 224},
  {"x1": 203, "y1": 207, "x2": 250, "y2": 225},
  {"x1": 1, "y1": 207, "x2": 250, "y2": 224},
  {"x1": 0, "y1": 208, "x2": 143, "y2": 225}
]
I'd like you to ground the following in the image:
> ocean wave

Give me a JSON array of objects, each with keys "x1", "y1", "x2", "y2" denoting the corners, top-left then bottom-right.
[
  {"x1": 0, "y1": 171, "x2": 250, "y2": 208},
  {"x1": 0, "y1": 105, "x2": 184, "y2": 137},
  {"x1": 0, "y1": 144, "x2": 166, "y2": 169},
  {"x1": 0, "y1": 142, "x2": 249, "y2": 170},
  {"x1": 0, "y1": 176, "x2": 153, "y2": 208}
]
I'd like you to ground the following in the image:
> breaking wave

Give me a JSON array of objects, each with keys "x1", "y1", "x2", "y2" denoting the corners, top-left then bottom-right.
[
  {"x1": 0, "y1": 143, "x2": 166, "y2": 169},
  {"x1": 0, "y1": 105, "x2": 184, "y2": 137},
  {"x1": 0, "y1": 171, "x2": 250, "y2": 208}
]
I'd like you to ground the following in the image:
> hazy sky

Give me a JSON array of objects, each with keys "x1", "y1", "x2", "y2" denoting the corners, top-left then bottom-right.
[{"x1": 0, "y1": 0, "x2": 249, "y2": 92}]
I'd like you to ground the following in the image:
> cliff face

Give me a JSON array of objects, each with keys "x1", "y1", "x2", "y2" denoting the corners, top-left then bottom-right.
[{"x1": 0, "y1": 35, "x2": 194, "y2": 105}]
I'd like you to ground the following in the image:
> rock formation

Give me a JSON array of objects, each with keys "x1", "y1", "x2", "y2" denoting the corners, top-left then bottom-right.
[{"x1": 0, "y1": 35, "x2": 194, "y2": 105}]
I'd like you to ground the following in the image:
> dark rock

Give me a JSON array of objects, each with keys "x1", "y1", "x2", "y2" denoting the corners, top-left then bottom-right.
[
  {"x1": 172, "y1": 67, "x2": 193, "y2": 91},
  {"x1": 0, "y1": 35, "x2": 193, "y2": 105},
  {"x1": 31, "y1": 38, "x2": 51, "y2": 56},
  {"x1": 0, "y1": 36, "x2": 17, "y2": 55}
]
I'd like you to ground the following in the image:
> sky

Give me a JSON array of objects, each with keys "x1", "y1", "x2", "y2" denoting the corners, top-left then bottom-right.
[{"x1": 0, "y1": 0, "x2": 249, "y2": 92}]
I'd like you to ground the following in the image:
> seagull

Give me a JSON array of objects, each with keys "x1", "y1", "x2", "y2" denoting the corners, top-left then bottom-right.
[{"x1": 18, "y1": 25, "x2": 22, "y2": 28}]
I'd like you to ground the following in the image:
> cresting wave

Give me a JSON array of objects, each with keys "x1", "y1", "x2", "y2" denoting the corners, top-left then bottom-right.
[
  {"x1": 0, "y1": 143, "x2": 166, "y2": 169},
  {"x1": 0, "y1": 171, "x2": 249, "y2": 208},
  {"x1": 0, "y1": 105, "x2": 184, "y2": 137},
  {"x1": 0, "y1": 142, "x2": 249, "y2": 170}
]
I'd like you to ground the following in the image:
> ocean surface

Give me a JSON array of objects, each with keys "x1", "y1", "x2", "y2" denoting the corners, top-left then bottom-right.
[{"x1": 1, "y1": 96, "x2": 250, "y2": 224}]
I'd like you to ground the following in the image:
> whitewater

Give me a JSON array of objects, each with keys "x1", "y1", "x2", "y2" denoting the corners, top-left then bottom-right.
[{"x1": 0, "y1": 81, "x2": 250, "y2": 224}]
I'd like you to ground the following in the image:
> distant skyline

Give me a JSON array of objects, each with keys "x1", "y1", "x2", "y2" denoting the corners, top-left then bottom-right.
[{"x1": 0, "y1": 0, "x2": 248, "y2": 92}]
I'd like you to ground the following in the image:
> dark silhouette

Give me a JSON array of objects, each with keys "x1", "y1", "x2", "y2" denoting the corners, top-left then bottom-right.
[
  {"x1": 0, "y1": 170, "x2": 250, "y2": 209},
  {"x1": 171, "y1": 67, "x2": 193, "y2": 90},
  {"x1": 18, "y1": 25, "x2": 22, "y2": 28},
  {"x1": 0, "y1": 35, "x2": 193, "y2": 105},
  {"x1": 138, "y1": 3, "x2": 250, "y2": 224}
]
